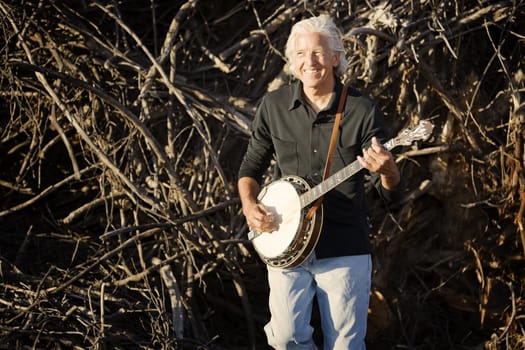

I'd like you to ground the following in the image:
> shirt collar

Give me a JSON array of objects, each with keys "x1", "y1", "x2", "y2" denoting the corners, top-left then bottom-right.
[
  {"x1": 288, "y1": 80, "x2": 304, "y2": 110},
  {"x1": 288, "y1": 79, "x2": 345, "y2": 112}
]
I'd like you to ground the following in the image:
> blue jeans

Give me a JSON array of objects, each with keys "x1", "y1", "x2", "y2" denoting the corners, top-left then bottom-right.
[{"x1": 264, "y1": 254, "x2": 371, "y2": 350}]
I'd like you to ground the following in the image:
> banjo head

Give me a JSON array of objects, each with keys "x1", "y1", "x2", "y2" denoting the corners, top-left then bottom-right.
[{"x1": 252, "y1": 179, "x2": 303, "y2": 258}]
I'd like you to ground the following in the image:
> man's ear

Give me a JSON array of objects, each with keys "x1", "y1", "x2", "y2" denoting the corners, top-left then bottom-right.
[{"x1": 332, "y1": 52, "x2": 341, "y2": 67}]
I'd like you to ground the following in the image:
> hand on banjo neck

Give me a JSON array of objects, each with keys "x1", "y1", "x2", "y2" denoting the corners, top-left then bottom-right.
[{"x1": 357, "y1": 136, "x2": 401, "y2": 190}]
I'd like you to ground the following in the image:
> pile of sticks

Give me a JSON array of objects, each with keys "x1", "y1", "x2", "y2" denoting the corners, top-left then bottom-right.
[{"x1": 0, "y1": 0, "x2": 523, "y2": 349}]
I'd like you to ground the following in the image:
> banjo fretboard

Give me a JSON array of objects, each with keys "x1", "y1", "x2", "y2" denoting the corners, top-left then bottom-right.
[{"x1": 299, "y1": 121, "x2": 432, "y2": 208}]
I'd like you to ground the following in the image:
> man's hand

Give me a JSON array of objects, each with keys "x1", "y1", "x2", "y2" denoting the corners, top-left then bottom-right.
[
  {"x1": 357, "y1": 136, "x2": 400, "y2": 190},
  {"x1": 243, "y1": 202, "x2": 278, "y2": 233},
  {"x1": 238, "y1": 177, "x2": 279, "y2": 233}
]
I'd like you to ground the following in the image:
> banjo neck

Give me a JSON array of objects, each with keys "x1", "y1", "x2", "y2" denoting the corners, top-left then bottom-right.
[
  {"x1": 299, "y1": 158, "x2": 363, "y2": 208},
  {"x1": 299, "y1": 120, "x2": 434, "y2": 208}
]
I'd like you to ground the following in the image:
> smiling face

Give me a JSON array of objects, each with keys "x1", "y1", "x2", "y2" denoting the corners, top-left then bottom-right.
[{"x1": 290, "y1": 32, "x2": 340, "y2": 93}]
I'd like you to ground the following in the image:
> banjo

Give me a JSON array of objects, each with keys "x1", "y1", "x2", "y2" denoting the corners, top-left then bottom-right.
[{"x1": 248, "y1": 120, "x2": 434, "y2": 268}]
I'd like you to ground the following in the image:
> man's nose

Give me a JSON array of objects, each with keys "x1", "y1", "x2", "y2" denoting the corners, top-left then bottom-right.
[{"x1": 306, "y1": 52, "x2": 317, "y2": 63}]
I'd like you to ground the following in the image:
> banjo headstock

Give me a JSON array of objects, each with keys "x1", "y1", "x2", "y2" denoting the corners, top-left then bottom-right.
[{"x1": 385, "y1": 120, "x2": 434, "y2": 150}]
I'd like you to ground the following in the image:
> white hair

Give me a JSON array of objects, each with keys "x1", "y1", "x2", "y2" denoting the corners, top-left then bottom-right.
[{"x1": 285, "y1": 14, "x2": 348, "y2": 77}]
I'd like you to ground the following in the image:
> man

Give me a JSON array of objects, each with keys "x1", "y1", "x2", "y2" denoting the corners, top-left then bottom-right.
[{"x1": 237, "y1": 14, "x2": 402, "y2": 349}]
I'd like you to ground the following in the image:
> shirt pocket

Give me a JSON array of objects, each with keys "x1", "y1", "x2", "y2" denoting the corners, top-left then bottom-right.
[{"x1": 272, "y1": 136, "x2": 299, "y2": 175}]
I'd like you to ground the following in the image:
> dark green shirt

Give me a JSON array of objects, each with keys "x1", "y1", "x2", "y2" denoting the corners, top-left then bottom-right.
[{"x1": 239, "y1": 80, "x2": 401, "y2": 258}]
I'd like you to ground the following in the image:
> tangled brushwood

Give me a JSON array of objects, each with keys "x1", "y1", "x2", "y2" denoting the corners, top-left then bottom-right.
[{"x1": 0, "y1": 0, "x2": 524, "y2": 349}]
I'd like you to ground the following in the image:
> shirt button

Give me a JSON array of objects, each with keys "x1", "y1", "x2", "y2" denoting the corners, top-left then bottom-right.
[{"x1": 313, "y1": 149, "x2": 318, "y2": 153}]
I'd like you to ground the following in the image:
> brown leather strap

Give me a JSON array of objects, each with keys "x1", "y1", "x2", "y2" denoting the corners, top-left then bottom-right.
[{"x1": 306, "y1": 85, "x2": 348, "y2": 220}]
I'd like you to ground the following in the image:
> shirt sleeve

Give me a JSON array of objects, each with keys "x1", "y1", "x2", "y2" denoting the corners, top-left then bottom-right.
[
  {"x1": 237, "y1": 96, "x2": 275, "y2": 184},
  {"x1": 362, "y1": 103, "x2": 405, "y2": 205}
]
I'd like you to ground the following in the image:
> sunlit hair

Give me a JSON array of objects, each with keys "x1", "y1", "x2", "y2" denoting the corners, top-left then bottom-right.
[{"x1": 285, "y1": 14, "x2": 348, "y2": 77}]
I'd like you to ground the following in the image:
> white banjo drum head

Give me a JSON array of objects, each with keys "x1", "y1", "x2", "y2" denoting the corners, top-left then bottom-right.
[{"x1": 252, "y1": 180, "x2": 302, "y2": 258}]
